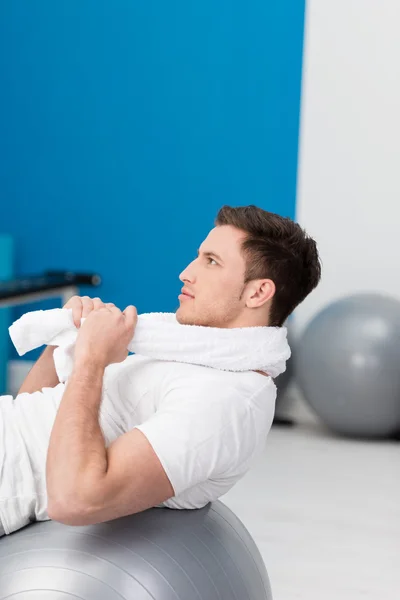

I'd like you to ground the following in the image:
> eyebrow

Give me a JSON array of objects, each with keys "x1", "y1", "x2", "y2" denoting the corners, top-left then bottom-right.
[{"x1": 197, "y1": 248, "x2": 224, "y2": 263}]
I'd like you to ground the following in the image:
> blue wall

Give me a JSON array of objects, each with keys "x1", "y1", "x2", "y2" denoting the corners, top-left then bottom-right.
[{"x1": 0, "y1": 1, "x2": 305, "y2": 361}]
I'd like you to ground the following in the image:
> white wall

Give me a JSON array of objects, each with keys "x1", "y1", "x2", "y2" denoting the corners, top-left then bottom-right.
[{"x1": 295, "y1": 0, "x2": 400, "y2": 337}]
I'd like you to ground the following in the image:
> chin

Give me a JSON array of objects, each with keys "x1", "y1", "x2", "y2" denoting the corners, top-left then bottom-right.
[
  {"x1": 175, "y1": 307, "x2": 193, "y2": 325},
  {"x1": 176, "y1": 306, "x2": 202, "y2": 326},
  {"x1": 176, "y1": 307, "x2": 215, "y2": 328}
]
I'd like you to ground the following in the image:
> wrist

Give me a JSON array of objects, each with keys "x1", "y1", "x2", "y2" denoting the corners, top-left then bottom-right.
[{"x1": 73, "y1": 353, "x2": 107, "y2": 378}]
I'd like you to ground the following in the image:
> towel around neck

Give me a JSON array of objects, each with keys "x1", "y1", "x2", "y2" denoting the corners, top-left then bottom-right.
[{"x1": 9, "y1": 309, "x2": 291, "y2": 382}]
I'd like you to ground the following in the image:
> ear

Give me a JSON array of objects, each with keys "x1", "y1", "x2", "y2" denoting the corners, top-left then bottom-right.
[{"x1": 245, "y1": 279, "x2": 276, "y2": 309}]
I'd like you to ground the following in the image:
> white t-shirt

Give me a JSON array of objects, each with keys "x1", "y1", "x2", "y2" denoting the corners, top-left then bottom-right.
[{"x1": 0, "y1": 355, "x2": 277, "y2": 535}]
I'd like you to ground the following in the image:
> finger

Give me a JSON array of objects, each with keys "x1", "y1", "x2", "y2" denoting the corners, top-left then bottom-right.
[
  {"x1": 123, "y1": 305, "x2": 138, "y2": 329},
  {"x1": 92, "y1": 297, "x2": 105, "y2": 310},
  {"x1": 63, "y1": 294, "x2": 80, "y2": 309},
  {"x1": 105, "y1": 302, "x2": 116, "y2": 308},
  {"x1": 66, "y1": 296, "x2": 84, "y2": 328},
  {"x1": 81, "y1": 296, "x2": 94, "y2": 318}
]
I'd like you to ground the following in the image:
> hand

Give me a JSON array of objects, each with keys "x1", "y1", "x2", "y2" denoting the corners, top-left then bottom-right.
[
  {"x1": 63, "y1": 295, "x2": 116, "y2": 328},
  {"x1": 74, "y1": 305, "x2": 138, "y2": 369}
]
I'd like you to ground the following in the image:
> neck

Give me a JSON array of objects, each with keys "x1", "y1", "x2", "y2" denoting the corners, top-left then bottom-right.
[{"x1": 223, "y1": 314, "x2": 270, "y2": 329}]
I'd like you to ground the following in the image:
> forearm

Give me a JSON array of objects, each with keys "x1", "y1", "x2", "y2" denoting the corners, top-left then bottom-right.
[
  {"x1": 46, "y1": 358, "x2": 108, "y2": 513},
  {"x1": 18, "y1": 346, "x2": 59, "y2": 395}
]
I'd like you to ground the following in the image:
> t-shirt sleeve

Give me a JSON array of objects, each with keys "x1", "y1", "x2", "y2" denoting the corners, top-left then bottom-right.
[{"x1": 134, "y1": 382, "x2": 256, "y2": 498}]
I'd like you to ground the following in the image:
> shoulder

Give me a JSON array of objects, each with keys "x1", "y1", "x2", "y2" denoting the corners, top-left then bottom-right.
[
  {"x1": 162, "y1": 364, "x2": 276, "y2": 415},
  {"x1": 165, "y1": 364, "x2": 276, "y2": 399},
  {"x1": 134, "y1": 366, "x2": 276, "y2": 496}
]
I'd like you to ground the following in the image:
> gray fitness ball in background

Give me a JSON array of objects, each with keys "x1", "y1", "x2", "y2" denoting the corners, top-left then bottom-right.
[
  {"x1": 296, "y1": 293, "x2": 400, "y2": 439},
  {"x1": 0, "y1": 500, "x2": 273, "y2": 600}
]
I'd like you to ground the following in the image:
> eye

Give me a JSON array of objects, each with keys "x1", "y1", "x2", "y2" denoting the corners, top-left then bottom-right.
[{"x1": 207, "y1": 257, "x2": 218, "y2": 265}]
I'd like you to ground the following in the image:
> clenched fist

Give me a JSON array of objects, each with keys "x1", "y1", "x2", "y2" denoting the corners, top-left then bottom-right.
[{"x1": 74, "y1": 304, "x2": 138, "y2": 369}]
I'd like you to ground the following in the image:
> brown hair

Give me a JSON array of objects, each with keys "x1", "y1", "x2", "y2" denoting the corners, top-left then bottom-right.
[{"x1": 215, "y1": 205, "x2": 322, "y2": 327}]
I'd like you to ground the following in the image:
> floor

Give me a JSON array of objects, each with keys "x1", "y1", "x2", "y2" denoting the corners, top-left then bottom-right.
[{"x1": 221, "y1": 414, "x2": 399, "y2": 600}]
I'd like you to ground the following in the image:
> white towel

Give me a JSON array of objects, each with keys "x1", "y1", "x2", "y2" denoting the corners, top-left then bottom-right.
[{"x1": 9, "y1": 308, "x2": 291, "y2": 382}]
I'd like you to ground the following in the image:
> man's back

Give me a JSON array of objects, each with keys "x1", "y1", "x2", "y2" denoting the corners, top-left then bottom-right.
[{"x1": 0, "y1": 354, "x2": 276, "y2": 535}]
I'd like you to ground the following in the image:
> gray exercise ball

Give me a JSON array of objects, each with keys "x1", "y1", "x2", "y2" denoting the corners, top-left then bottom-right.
[
  {"x1": 297, "y1": 293, "x2": 400, "y2": 439},
  {"x1": 0, "y1": 500, "x2": 273, "y2": 600}
]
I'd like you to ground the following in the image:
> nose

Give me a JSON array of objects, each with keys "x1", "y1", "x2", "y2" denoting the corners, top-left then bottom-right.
[{"x1": 179, "y1": 257, "x2": 197, "y2": 284}]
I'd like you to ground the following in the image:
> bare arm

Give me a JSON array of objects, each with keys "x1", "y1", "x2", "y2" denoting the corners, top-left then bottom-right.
[
  {"x1": 46, "y1": 308, "x2": 173, "y2": 526},
  {"x1": 17, "y1": 346, "x2": 59, "y2": 395},
  {"x1": 46, "y1": 357, "x2": 107, "y2": 520}
]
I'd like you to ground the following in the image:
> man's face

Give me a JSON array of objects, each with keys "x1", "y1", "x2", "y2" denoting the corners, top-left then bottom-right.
[{"x1": 176, "y1": 225, "x2": 248, "y2": 328}]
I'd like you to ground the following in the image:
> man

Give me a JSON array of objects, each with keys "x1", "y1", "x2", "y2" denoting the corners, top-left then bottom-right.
[{"x1": 0, "y1": 205, "x2": 321, "y2": 535}]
